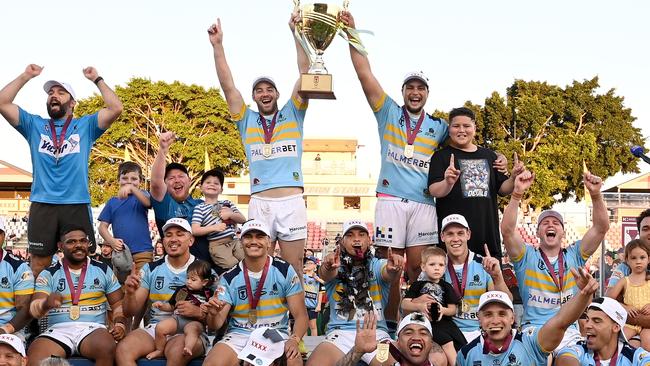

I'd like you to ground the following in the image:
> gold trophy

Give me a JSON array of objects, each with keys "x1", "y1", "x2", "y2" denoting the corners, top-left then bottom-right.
[{"x1": 294, "y1": 1, "x2": 367, "y2": 99}]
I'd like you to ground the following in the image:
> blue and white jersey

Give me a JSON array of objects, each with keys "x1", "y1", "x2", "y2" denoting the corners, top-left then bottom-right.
[
  {"x1": 0, "y1": 251, "x2": 34, "y2": 325},
  {"x1": 373, "y1": 94, "x2": 448, "y2": 204},
  {"x1": 608, "y1": 263, "x2": 631, "y2": 289},
  {"x1": 557, "y1": 341, "x2": 650, "y2": 366},
  {"x1": 512, "y1": 242, "x2": 587, "y2": 328},
  {"x1": 151, "y1": 192, "x2": 203, "y2": 238},
  {"x1": 140, "y1": 255, "x2": 196, "y2": 324},
  {"x1": 457, "y1": 327, "x2": 549, "y2": 366},
  {"x1": 35, "y1": 258, "x2": 121, "y2": 326},
  {"x1": 303, "y1": 273, "x2": 320, "y2": 310},
  {"x1": 15, "y1": 108, "x2": 104, "y2": 204},
  {"x1": 443, "y1": 251, "x2": 493, "y2": 333},
  {"x1": 217, "y1": 256, "x2": 302, "y2": 336},
  {"x1": 325, "y1": 257, "x2": 390, "y2": 332},
  {"x1": 233, "y1": 98, "x2": 307, "y2": 194},
  {"x1": 191, "y1": 200, "x2": 240, "y2": 241}
]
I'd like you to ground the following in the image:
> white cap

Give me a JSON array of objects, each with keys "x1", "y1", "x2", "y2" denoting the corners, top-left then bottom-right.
[
  {"x1": 402, "y1": 71, "x2": 429, "y2": 88},
  {"x1": 237, "y1": 327, "x2": 284, "y2": 366},
  {"x1": 441, "y1": 214, "x2": 470, "y2": 232},
  {"x1": 397, "y1": 312, "x2": 432, "y2": 336},
  {"x1": 252, "y1": 76, "x2": 277, "y2": 92},
  {"x1": 342, "y1": 220, "x2": 368, "y2": 236},
  {"x1": 0, "y1": 334, "x2": 26, "y2": 357},
  {"x1": 589, "y1": 297, "x2": 628, "y2": 342},
  {"x1": 162, "y1": 218, "x2": 192, "y2": 234},
  {"x1": 0, "y1": 216, "x2": 5, "y2": 233},
  {"x1": 240, "y1": 220, "x2": 271, "y2": 237},
  {"x1": 478, "y1": 291, "x2": 514, "y2": 312},
  {"x1": 43, "y1": 80, "x2": 77, "y2": 100}
]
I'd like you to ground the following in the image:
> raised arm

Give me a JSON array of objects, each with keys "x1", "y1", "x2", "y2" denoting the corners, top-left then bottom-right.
[
  {"x1": 538, "y1": 267, "x2": 598, "y2": 352},
  {"x1": 318, "y1": 248, "x2": 340, "y2": 283},
  {"x1": 208, "y1": 18, "x2": 245, "y2": 116},
  {"x1": 498, "y1": 152, "x2": 524, "y2": 195},
  {"x1": 500, "y1": 170, "x2": 534, "y2": 260},
  {"x1": 150, "y1": 132, "x2": 175, "y2": 202},
  {"x1": 83, "y1": 67, "x2": 123, "y2": 129},
  {"x1": 381, "y1": 247, "x2": 405, "y2": 282},
  {"x1": 429, "y1": 153, "x2": 460, "y2": 198},
  {"x1": 0, "y1": 64, "x2": 42, "y2": 126},
  {"x1": 483, "y1": 245, "x2": 513, "y2": 300},
  {"x1": 289, "y1": 10, "x2": 310, "y2": 104},
  {"x1": 579, "y1": 171, "x2": 609, "y2": 256},
  {"x1": 339, "y1": 11, "x2": 385, "y2": 109}
]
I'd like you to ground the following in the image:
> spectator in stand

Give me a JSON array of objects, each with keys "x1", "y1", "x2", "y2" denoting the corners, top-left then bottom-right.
[
  {"x1": 10, "y1": 214, "x2": 18, "y2": 223},
  {"x1": 98, "y1": 162, "x2": 152, "y2": 273},
  {"x1": 303, "y1": 256, "x2": 324, "y2": 336},
  {"x1": 605, "y1": 239, "x2": 650, "y2": 348},
  {"x1": 153, "y1": 239, "x2": 165, "y2": 261},
  {"x1": 618, "y1": 247, "x2": 626, "y2": 265}
]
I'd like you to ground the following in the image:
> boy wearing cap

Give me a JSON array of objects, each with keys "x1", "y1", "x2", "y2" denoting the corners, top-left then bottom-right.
[
  {"x1": 303, "y1": 255, "x2": 324, "y2": 336},
  {"x1": 191, "y1": 168, "x2": 246, "y2": 271},
  {"x1": 0, "y1": 333, "x2": 27, "y2": 366},
  {"x1": 203, "y1": 220, "x2": 308, "y2": 366},
  {"x1": 429, "y1": 214, "x2": 511, "y2": 343},
  {"x1": 458, "y1": 267, "x2": 599, "y2": 366},
  {"x1": 116, "y1": 218, "x2": 207, "y2": 365},
  {"x1": 208, "y1": 14, "x2": 311, "y2": 281},
  {"x1": 307, "y1": 220, "x2": 405, "y2": 366},
  {"x1": 501, "y1": 170, "x2": 609, "y2": 353},
  {"x1": 556, "y1": 297, "x2": 650, "y2": 366},
  {"x1": 0, "y1": 65, "x2": 123, "y2": 278},
  {"x1": 428, "y1": 107, "x2": 523, "y2": 259},
  {"x1": 0, "y1": 217, "x2": 34, "y2": 338}
]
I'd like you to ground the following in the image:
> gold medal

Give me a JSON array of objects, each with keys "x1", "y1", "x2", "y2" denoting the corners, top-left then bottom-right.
[
  {"x1": 404, "y1": 144, "x2": 414, "y2": 158},
  {"x1": 263, "y1": 144, "x2": 272, "y2": 158},
  {"x1": 176, "y1": 288, "x2": 188, "y2": 302},
  {"x1": 375, "y1": 343, "x2": 389, "y2": 363},
  {"x1": 211, "y1": 204, "x2": 222, "y2": 218},
  {"x1": 249, "y1": 309, "x2": 257, "y2": 324},
  {"x1": 461, "y1": 299, "x2": 470, "y2": 313},
  {"x1": 70, "y1": 305, "x2": 80, "y2": 320}
]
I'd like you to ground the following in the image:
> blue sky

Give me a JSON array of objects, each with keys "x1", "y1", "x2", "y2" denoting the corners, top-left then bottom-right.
[{"x1": 1, "y1": 0, "x2": 648, "y2": 185}]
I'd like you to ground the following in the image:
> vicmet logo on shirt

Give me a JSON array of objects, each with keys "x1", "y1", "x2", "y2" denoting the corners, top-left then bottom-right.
[{"x1": 38, "y1": 133, "x2": 81, "y2": 158}]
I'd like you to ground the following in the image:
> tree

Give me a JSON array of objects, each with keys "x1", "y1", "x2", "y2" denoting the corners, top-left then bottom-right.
[
  {"x1": 433, "y1": 77, "x2": 642, "y2": 208},
  {"x1": 75, "y1": 78, "x2": 246, "y2": 206}
]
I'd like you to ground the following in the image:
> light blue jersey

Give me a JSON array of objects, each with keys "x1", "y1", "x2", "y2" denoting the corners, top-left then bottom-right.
[
  {"x1": 233, "y1": 98, "x2": 307, "y2": 194},
  {"x1": 35, "y1": 258, "x2": 121, "y2": 326},
  {"x1": 15, "y1": 108, "x2": 104, "y2": 204},
  {"x1": 217, "y1": 256, "x2": 302, "y2": 336},
  {"x1": 325, "y1": 257, "x2": 390, "y2": 332},
  {"x1": 608, "y1": 263, "x2": 631, "y2": 290},
  {"x1": 303, "y1": 273, "x2": 320, "y2": 310},
  {"x1": 512, "y1": 242, "x2": 587, "y2": 328},
  {"x1": 0, "y1": 251, "x2": 34, "y2": 325},
  {"x1": 557, "y1": 341, "x2": 650, "y2": 366},
  {"x1": 443, "y1": 251, "x2": 493, "y2": 333},
  {"x1": 373, "y1": 94, "x2": 448, "y2": 204},
  {"x1": 140, "y1": 255, "x2": 196, "y2": 324},
  {"x1": 457, "y1": 327, "x2": 549, "y2": 366}
]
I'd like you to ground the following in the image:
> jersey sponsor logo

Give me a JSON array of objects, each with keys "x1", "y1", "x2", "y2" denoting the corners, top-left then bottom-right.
[
  {"x1": 375, "y1": 227, "x2": 393, "y2": 244},
  {"x1": 289, "y1": 225, "x2": 306, "y2": 233},
  {"x1": 249, "y1": 140, "x2": 299, "y2": 162},
  {"x1": 36, "y1": 277, "x2": 49, "y2": 287},
  {"x1": 527, "y1": 288, "x2": 572, "y2": 309},
  {"x1": 21, "y1": 272, "x2": 33, "y2": 281},
  {"x1": 38, "y1": 133, "x2": 82, "y2": 158},
  {"x1": 155, "y1": 276, "x2": 165, "y2": 290},
  {"x1": 385, "y1": 146, "x2": 429, "y2": 171}
]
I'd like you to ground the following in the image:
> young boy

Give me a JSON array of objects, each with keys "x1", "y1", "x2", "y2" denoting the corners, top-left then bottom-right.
[
  {"x1": 98, "y1": 161, "x2": 152, "y2": 274},
  {"x1": 303, "y1": 255, "x2": 324, "y2": 336},
  {"x1": 146, "y1": 260, "x2": 213, "y2": 359},
  {"x1": 402, "y1": 246, "x2": 466, "y2": 366},
  {"x1": 191, "y1": 169, "x2": 246, "y2": 270}
]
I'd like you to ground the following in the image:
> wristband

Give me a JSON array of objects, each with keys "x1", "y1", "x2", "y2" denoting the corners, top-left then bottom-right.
[{"x1": 93, "y1": 76, "x2": 104, "y2": 85}]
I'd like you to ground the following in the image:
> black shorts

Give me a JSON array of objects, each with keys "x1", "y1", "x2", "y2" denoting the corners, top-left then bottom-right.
[
  {"x1": 307, "y1": 309, "x2": 318, "y2": 320},
  {"x1": 431, "y1": 318, "x2": 467, "y2": 351},
  {"x1": 28, "y1": 202, "x2": 96, "y2": 257}
]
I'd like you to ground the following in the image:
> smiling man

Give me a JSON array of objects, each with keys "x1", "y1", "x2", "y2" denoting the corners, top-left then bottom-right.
[
  {"x1": 0, "y1": 64, "x2": 123, "y2": 278},
  {"x1": 501, "y1": 169, "x2": 610, "y2": 353}
]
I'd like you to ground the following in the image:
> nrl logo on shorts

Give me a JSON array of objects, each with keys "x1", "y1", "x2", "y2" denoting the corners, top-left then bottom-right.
[
  {"x1": 155, "y1": 276, "x2": 164, "y2": 290},
  {"x1": 57, "y1": 279, "x2": 66, "y2": 292}
]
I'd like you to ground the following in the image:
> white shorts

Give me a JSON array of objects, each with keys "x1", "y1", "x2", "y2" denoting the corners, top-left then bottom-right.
[
  {"x1": 218, "y1": 331, "x2": 288, "y2": 355},
  {"x1": 248, "y1": 194, "x2": 307, "y2": 241},
  {"x1": 461, "y1": 330, "x2": 482, "y2": 344},
  {"x1": 39, "y1": 322, "x2": 106, "y2": 357},
  {"x1": 143, "y1": 323, "x2": 209, "y2": 353},
  {"x1": 324, "y1": 329, "x2": 391, "y2": 364},
  {"x1": 374, "y1": 197, "x2": 438, "y2": 248}
]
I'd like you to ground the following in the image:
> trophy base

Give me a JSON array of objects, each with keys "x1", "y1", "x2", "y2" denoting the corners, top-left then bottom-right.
[{"x1": 299, "y1": 73, "x2": 336, "y2": 100}]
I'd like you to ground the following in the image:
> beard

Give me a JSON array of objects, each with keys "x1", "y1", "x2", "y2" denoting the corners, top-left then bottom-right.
[{"x1": 46, "y1": 101, "x2": 70, "y2": 119}]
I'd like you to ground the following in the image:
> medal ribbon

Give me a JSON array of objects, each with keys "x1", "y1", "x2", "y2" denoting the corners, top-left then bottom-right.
[
  {"x1": 48, "y1": 115, "x2": 73, "y2": 161},
  {"x1": 594, "y1": 348, "x2": 618, "y2": 366},
  {"x1": 401, "y1": 106, "x2": 425, "y2": 146},
  {"x1": 63, "y1": 259, "x2": 88, "y2": 306},
  {"x1": 540, "y1": 250, "x2": 564, "y2": 293},
  {"x1": 243, "y1": 257, "x2": 271, "y2": 313},
  {"x1": 447, "y1": 254, "x2": 469, "y2": 299},
  {"x1": 261, "y1": 112, "x2": 279, "y2": 144},
  {"x1": 482, "y1": 332, "x2": 513, "y2": 354}
]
